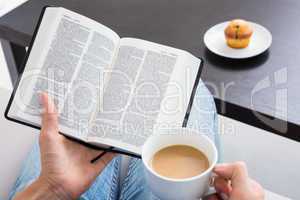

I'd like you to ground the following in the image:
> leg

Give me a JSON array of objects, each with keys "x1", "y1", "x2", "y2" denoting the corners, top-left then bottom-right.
[
  {"x1": 186, "y1": 80, "x2": 221, "y2": 159},
  {"x1": 118, "y1": 158, "x2": 157, "y2": 200},
  {"x1": 8, "y1": 139, "x2": 121, "y2": 200},
  {"x1": 8, "y1": 140, "x2": 41, "y2": 200},
  {"x1": 119, "y1": 80, "x2": 220, "y2": 200},
  {"x1": 80, "y1": 156, "x2": 121, "y2": 200}
]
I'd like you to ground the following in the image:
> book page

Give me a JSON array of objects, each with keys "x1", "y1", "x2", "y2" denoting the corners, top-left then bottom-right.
[
  {"x1": 8, "y1": 7, "x2": 120, "y2": 140},
  {"x1": 87, "y1": 38, "x2": 200, "y2": 154}
]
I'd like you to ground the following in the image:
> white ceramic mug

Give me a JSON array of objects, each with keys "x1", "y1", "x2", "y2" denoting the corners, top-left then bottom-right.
[{"x1": 142, "y1": 128, "x2": 218, "y2": 200}]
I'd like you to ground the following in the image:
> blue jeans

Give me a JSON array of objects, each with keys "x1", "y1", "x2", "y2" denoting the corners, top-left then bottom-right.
[{"x1": 9, "y1": 80, "x2": 219, "y2": 200}]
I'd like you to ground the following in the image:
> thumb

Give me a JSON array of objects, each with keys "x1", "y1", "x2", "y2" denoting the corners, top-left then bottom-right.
[
  {"x1": 213, "y1": 162, "x2": 249, "y2": 188},
  {"x1": 40, "y1": 92, "x2": 58, "y2": 136}
]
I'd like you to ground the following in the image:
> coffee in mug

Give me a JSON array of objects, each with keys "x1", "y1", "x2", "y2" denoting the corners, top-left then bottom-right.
[{"x1": 151, "y1": 145, "x2": 209, "y2": 179}]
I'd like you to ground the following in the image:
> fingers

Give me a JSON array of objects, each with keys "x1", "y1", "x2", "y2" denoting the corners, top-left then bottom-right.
[
  {"x1": 213, "y1": 162, "x2": 248, "y2": 188},
  {"x1": 249, "y1": 178, "x2": 265, "y2": 199},
  {"x1": 40, "y1": 92, "x2": 58, "y2": 136},
  {"x1": 214, "y1": 177, "x2": 232, "y2": 195}
]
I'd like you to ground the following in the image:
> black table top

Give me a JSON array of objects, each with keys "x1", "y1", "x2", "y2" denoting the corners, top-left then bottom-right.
[{"x1": 1, "y1": 0, "x2": 300, "y2": 141}]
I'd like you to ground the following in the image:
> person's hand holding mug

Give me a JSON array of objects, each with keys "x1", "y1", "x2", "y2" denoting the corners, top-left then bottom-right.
[{"x1": 205, "y1": 162, "x2": 265, "y2": 200}]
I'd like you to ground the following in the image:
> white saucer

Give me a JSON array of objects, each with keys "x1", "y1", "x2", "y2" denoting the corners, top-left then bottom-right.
[{"x1": 204, "y1": 21, "x2": 272, "y2": 59}]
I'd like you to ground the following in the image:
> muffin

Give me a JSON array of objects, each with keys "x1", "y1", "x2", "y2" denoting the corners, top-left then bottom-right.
[{"x1": 224, "y1": 19, "x2": 253, "y2": 49}]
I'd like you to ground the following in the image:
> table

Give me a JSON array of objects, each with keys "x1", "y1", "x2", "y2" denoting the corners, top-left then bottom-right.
[{"x1": 1, "y1": 0, "x2": 300, "y2": 142}]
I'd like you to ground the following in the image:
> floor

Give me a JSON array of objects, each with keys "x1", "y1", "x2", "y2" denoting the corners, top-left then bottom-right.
[{"x1": 0, "y1": 42, "x2": 298, "y2": 199}]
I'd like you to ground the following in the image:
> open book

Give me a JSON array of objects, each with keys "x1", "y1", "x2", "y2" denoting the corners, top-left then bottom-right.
[{"x1": 5, "y1": 7, "x2": 203, "y2": 156}]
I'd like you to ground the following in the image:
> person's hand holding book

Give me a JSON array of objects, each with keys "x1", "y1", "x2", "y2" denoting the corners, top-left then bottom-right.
[{"x1": 14, "y1": 93, "x2": 116, "y2": 200}]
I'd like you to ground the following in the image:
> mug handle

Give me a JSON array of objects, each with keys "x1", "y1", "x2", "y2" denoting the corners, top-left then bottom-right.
[
  {"x1": 205, "y1": 187, "x2": 217, "y2": 196},
  {"x1": 200, "y1": 177, "x2": 228, "y2": 200},
  {"x1": 201, "y1": 176, "x2": 220, "y2": 200},
  {"x1": 198, "y1": 188, "x2": 217, "y2": 200}
]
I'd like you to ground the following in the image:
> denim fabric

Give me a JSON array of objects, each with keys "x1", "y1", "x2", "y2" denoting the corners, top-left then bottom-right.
[{"x1": 8, "y1": 79, "x2": 219, "y2": 200}]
